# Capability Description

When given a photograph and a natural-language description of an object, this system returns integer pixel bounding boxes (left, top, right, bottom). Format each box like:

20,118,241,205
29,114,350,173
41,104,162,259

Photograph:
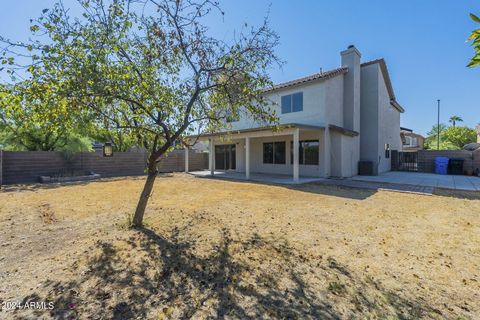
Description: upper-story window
403,136,417,147
281,92,303,114
404,137,411,146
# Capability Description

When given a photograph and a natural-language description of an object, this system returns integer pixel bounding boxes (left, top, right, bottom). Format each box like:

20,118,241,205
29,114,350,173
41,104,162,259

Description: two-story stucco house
400,127,425,152
188,46,404,182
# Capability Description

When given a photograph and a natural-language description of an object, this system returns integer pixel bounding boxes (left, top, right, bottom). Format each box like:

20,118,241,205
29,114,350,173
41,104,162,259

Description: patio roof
188,123,325,139
188,123,359,140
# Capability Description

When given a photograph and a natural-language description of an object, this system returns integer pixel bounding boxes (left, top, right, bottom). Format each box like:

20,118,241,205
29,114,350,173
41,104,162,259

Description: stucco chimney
477,124,480,143
341,45,361,132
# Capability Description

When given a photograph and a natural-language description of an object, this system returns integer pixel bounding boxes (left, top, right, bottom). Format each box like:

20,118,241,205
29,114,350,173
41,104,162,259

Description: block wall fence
0,149,208,185
392,149,480,174
416,150,480,174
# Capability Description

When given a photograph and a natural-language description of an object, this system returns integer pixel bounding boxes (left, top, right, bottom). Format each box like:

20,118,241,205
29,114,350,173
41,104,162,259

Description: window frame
411,137,417,146
290,140,320,165
263,141,286,164
281,92,303,114
263,142,274,164
404,136,412,146
273,141,286,164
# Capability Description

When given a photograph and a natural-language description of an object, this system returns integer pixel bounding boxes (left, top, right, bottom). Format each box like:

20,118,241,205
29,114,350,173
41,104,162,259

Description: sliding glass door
215,144,236,170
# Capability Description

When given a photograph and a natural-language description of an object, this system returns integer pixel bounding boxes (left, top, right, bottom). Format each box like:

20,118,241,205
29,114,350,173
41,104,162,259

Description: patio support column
209,138,215,176
184,147,189,173
293,128,300,182
323,127,331,177
245,137,250,179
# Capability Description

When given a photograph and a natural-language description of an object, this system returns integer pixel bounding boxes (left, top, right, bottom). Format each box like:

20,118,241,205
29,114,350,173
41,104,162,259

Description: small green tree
1,0,281,227
0,82,91,151
424,123,447,150
468,13,480,67
448,115,463,128
424,124,476,150
442,126,477,149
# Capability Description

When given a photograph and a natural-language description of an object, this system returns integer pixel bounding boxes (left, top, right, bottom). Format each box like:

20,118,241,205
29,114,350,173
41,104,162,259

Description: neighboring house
477,125,480,143
400,127,424,152
188,46,405,181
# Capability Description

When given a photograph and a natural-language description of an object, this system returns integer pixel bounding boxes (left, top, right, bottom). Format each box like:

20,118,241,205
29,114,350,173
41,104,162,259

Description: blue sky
1,0,479,135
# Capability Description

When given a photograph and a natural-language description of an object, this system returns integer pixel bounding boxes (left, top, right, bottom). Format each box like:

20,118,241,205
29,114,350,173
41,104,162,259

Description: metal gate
392,151,418,172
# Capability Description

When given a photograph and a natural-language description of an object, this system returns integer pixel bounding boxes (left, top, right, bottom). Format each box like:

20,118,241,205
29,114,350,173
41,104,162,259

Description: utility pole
437,99,440,150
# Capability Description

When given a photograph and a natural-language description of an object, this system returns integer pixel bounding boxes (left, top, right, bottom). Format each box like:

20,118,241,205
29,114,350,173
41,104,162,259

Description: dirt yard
0,174,479,319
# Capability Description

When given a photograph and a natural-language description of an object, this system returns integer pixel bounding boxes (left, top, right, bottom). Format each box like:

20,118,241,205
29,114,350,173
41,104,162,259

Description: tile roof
264,67,348,93
262,58,404,113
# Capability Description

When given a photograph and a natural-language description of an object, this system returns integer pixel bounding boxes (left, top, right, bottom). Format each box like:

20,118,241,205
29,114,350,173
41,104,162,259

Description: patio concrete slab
189,170,480,193
189,170,325,185
351,171,480,191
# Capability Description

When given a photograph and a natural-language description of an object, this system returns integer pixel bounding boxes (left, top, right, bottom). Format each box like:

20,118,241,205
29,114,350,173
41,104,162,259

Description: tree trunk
132,160,158,228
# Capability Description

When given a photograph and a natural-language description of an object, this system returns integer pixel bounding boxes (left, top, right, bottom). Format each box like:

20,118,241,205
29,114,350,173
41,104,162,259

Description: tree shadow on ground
0,174,184,194
198,175,376,201
13,216,446,319
286,183,376,200
0,175,149,193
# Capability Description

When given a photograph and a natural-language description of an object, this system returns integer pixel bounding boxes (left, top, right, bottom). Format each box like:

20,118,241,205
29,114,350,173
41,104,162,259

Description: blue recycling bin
435,157,449,175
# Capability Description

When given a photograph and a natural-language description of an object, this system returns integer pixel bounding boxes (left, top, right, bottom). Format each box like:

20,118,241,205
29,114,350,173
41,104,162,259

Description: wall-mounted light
103,142,114,157
385,143,391,159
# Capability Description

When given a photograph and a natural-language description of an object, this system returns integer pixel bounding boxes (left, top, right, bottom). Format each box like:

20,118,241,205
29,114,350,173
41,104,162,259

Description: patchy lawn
0,174,479,319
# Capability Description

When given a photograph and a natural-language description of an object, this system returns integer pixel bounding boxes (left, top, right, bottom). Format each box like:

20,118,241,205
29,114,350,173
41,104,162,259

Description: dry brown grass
0,174,479,319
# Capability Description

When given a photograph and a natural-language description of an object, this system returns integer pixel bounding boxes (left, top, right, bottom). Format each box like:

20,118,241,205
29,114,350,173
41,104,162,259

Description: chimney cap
340,45,361,57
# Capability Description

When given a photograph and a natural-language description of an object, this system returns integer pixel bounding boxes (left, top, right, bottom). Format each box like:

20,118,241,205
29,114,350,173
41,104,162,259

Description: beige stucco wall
359,63,401,174
328,132,359,178
377,68,401,173
360,64,379,163
325,75,345,127
230,76,345,131
341,46,361,133
330,131,343,177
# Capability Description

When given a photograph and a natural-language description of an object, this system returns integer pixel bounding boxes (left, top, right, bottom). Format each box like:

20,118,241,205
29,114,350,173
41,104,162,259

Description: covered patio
185,123,333,183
